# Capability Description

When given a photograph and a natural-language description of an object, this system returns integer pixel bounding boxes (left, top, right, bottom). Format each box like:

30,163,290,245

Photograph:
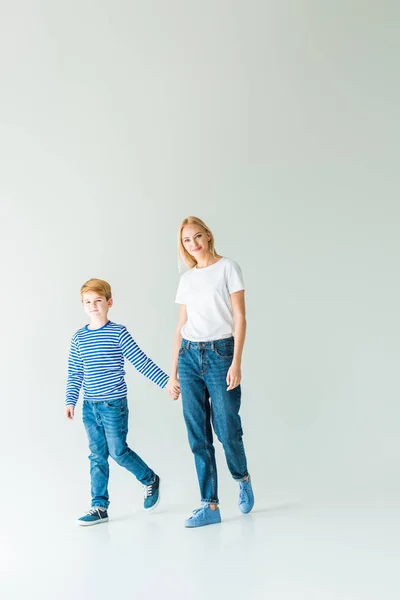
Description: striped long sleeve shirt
66,321,169,406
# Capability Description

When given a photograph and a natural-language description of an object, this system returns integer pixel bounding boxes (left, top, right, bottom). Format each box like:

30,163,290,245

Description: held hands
64,379,181,417
64,405,75,420
226,361,241,391
166,377,180,401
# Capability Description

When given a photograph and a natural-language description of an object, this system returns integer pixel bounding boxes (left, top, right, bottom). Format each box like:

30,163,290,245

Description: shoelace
190,505,209,519
144,483,153,498
86,508,101,516
239,481,249,503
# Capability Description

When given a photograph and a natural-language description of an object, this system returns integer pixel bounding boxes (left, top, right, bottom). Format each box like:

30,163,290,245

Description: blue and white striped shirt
66,321,169,406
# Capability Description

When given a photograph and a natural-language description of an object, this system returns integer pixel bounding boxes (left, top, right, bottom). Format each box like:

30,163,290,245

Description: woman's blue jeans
178,337,249,504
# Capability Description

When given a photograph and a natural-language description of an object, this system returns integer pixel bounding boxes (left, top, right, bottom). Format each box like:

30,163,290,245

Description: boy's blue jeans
82,398,155,509
178,337,249,505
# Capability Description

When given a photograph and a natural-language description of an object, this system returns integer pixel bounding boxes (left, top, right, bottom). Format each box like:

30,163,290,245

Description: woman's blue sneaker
184,504,222,528
144,475,160,511
238,476,254,514
77,508,109,526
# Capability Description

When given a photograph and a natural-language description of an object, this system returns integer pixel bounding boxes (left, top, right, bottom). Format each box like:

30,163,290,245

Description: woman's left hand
166,377,180,400
226,362,241,391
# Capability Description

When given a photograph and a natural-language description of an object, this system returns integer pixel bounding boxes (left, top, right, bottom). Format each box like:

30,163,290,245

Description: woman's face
182,224,211,258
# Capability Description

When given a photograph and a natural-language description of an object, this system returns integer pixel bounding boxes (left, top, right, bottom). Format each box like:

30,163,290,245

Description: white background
1,2,399,598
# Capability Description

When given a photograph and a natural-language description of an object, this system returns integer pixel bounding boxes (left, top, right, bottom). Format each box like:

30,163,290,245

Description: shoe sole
184,519,221,528
239,505,254,514
77,517,109,526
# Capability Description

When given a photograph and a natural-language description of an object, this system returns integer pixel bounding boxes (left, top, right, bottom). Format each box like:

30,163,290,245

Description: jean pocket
178,345,188,356
213,341,234,358
105,399,126,409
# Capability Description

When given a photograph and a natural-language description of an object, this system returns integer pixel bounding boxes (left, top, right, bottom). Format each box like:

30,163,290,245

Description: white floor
3,481,399,600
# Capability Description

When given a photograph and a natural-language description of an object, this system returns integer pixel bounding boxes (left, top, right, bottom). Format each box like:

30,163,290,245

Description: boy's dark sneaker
144,475,160,511
77,508,109,526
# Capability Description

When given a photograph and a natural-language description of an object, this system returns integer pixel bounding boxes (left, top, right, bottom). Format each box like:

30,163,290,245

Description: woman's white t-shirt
175,257,245,342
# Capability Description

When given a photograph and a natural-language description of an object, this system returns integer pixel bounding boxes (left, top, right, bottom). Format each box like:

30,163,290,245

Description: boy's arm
119,328,169,389
66,337,84,409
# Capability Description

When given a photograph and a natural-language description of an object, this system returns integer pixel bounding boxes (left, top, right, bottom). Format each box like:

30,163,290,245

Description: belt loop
211,341,215,351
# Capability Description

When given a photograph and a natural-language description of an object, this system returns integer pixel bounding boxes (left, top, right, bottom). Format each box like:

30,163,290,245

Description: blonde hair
80,278,112,301
178,216,218,269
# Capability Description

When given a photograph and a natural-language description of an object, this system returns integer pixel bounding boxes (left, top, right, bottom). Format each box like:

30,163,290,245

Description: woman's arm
227,290,246,391
166,304,188,399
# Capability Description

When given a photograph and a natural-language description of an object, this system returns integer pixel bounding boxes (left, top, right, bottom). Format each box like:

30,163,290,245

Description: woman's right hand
167,306,187,401
166,377,180,400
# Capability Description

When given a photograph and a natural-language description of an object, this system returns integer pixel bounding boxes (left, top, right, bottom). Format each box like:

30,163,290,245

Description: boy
65,278,179,526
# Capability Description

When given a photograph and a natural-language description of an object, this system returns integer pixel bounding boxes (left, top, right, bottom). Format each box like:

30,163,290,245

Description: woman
166,216,254,527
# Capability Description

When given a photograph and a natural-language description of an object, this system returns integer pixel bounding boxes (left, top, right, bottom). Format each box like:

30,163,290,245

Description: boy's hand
166,378,180,401
64,405,75,420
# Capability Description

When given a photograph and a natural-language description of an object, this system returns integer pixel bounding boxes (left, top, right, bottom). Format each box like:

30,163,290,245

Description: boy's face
82,292,113,319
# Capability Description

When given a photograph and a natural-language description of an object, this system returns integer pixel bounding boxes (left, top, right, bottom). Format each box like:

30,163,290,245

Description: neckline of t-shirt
85,320,111,332
194,257,226,271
